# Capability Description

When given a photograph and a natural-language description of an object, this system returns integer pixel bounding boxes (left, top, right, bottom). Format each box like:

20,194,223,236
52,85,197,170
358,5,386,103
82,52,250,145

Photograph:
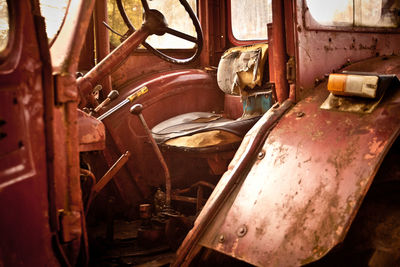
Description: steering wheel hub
143,9,168,36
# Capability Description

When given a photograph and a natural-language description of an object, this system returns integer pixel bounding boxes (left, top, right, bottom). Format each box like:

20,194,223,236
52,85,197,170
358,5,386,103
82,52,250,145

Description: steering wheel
116,0,203,65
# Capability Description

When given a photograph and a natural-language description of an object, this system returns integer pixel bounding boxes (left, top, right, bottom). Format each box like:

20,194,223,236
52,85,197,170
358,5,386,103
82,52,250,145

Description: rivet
257,151,265,160
296,111,305,118
218,234,225,243
237,225,247,237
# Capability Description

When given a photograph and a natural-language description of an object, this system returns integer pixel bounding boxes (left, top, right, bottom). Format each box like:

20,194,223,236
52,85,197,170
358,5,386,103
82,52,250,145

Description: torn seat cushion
217,43,268,96
151,112,260,148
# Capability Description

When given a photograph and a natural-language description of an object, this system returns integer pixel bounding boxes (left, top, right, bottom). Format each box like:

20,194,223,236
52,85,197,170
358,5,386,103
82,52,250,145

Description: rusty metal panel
0,1,61,265
78,110,105,152
198,70,400,266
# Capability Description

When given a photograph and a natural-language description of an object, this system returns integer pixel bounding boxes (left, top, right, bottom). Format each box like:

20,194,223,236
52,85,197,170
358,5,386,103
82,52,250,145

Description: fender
178,56,400,266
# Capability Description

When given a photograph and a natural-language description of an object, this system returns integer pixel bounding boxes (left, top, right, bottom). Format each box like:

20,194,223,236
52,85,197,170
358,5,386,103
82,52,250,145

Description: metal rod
80,168,96,211
97,99,129,121
97,86,148,121
137,113,172,207
171,195,197,204
196,186,203,212
85,151,130,213
92,151,131,194
271,0,289,103
77,27,150,98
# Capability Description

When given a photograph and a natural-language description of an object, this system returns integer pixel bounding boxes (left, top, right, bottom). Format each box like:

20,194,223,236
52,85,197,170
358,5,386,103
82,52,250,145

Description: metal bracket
286,56,296,84
59,208,82,243
54,74,78,104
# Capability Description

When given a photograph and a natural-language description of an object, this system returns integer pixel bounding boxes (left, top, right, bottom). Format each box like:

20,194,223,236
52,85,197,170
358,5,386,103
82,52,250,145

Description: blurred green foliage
108,0,143,47
107,0,197,49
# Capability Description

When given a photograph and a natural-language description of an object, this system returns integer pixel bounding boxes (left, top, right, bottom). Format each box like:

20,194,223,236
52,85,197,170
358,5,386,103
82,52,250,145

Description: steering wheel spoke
140,0,150,13
165,27,198,43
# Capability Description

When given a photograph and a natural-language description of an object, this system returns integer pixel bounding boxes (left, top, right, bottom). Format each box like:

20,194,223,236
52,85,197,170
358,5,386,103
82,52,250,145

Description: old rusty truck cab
1,0,400,266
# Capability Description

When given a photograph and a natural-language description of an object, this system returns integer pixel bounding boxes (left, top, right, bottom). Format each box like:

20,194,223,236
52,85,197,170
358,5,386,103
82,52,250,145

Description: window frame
227,0,270,46
303,0,400,33
0,0,22,71
0,0,12,62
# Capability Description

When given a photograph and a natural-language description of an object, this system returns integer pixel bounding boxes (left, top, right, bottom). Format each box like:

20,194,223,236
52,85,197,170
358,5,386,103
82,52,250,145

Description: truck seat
151,44,272,156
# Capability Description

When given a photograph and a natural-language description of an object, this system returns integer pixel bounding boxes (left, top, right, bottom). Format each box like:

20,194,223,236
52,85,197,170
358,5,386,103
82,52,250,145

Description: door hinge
58,208,82,243
54,74,78,104
286,57,296,84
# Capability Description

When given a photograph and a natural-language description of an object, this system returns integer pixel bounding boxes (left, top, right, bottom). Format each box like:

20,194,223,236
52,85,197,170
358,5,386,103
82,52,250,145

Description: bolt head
296,111,305,118
237,225,248,237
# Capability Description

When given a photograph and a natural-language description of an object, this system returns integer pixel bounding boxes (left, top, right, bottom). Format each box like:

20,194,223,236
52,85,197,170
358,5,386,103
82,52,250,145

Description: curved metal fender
184,57,400,266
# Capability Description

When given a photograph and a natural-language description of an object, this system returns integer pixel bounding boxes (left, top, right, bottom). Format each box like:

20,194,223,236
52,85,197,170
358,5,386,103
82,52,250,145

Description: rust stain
311,130,324,140
273,145,289,166
327,139,359,177
364,137,387,160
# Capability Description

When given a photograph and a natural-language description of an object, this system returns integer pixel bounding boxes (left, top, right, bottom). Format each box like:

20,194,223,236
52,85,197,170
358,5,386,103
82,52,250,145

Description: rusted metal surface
86,151,131,211
271,0,289,103
94,0,112,96
0,1,60,265
77,27,151,105
174,100,294,266
194,56,400,266
92,151,130,195
59,208,82,243
44,0,96,264
223,95,243,120
78,110,105,152
198,0,213,66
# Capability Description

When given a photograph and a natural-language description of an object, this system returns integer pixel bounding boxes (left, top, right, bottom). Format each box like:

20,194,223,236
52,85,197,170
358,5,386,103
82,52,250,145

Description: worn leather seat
152,112,260,152
151,44,271,153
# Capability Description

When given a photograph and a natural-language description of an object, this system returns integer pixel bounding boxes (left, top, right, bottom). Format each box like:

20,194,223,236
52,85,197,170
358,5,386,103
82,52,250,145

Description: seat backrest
217,43,269,96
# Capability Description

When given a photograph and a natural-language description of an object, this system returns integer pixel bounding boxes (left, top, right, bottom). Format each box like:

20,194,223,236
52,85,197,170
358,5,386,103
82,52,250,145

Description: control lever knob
108,90,119,101
130,104,143,115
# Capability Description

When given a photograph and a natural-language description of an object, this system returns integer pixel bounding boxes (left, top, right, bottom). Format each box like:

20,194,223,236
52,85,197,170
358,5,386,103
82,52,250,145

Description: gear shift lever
130,104,172,208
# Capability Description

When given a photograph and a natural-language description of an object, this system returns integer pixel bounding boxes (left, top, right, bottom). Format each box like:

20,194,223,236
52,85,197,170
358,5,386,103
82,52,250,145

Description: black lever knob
130,104,143,115
108,90,119,101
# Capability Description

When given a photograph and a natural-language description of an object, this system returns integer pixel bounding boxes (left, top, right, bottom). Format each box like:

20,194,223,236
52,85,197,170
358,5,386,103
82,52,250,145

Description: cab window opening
230,0,272,42
0,0,9,53
107,0,197,49
39,0,69,43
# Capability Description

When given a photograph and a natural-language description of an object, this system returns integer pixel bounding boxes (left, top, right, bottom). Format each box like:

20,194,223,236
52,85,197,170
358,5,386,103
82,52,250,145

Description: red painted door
0,1,59,265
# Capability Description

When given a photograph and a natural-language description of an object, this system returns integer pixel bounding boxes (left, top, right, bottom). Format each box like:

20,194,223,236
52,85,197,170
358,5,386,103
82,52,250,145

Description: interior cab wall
294,0,400,100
